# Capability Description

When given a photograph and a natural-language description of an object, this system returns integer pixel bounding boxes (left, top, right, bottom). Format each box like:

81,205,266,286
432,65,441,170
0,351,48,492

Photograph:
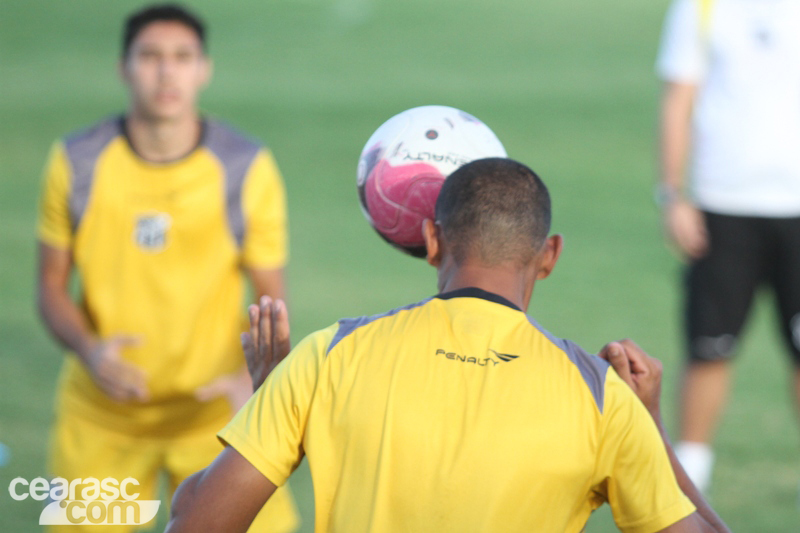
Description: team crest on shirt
134,213,171,252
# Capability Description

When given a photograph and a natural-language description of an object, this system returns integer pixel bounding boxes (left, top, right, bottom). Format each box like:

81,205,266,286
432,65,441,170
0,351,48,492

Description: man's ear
118,59,129,84
536,234,563,280
422,219,442,267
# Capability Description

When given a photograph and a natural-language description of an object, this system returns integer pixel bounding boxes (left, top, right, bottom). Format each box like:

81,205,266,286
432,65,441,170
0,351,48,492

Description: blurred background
1,0,798,530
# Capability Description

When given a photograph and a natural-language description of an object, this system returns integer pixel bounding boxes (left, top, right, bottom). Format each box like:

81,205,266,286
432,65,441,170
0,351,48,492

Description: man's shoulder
202,118,266,163
61,116,123,157
326,297,436,355
526,316,612,412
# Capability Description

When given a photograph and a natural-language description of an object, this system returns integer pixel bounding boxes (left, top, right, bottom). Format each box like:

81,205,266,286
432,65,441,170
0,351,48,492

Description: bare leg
679,360,732,443
675,359,732,493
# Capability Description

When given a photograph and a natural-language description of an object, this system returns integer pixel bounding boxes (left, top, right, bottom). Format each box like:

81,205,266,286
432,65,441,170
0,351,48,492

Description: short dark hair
435,158,551,266
123,4,206,58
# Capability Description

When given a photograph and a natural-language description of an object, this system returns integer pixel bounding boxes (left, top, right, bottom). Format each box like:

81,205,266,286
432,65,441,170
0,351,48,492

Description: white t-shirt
657,0,800,217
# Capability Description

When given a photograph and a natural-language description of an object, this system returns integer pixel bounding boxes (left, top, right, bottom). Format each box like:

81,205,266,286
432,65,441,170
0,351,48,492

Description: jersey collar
435,287,522,312
119,114,207,164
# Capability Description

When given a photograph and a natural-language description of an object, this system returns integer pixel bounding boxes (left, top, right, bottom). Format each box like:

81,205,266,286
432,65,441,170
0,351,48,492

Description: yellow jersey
220,288,695,532
38,116,288,435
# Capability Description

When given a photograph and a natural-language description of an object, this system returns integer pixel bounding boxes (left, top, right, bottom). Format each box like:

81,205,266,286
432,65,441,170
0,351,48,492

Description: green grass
1,0,798,530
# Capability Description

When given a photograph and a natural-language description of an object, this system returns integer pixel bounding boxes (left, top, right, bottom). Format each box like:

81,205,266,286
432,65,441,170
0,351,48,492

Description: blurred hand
195,367,253,411
82,335,149,402
598,339,663,417
663,199,708,260
241,296,291,391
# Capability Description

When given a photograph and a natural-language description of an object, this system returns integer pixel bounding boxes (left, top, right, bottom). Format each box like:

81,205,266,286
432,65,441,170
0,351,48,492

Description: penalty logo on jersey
134,213,171,252
435,348,520,367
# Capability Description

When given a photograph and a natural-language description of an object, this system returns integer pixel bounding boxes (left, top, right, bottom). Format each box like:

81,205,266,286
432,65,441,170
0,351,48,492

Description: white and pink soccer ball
357,105,507,258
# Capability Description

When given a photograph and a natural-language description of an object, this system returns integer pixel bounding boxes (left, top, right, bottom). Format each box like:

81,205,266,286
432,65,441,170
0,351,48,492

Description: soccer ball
357,105,507,258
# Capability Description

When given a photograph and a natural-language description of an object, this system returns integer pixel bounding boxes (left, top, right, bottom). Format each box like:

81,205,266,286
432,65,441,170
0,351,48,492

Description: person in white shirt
656,0,800,494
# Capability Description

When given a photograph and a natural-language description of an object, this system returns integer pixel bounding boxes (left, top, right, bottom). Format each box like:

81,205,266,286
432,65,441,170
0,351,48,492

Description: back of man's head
123,4,206,58
435,158,551,266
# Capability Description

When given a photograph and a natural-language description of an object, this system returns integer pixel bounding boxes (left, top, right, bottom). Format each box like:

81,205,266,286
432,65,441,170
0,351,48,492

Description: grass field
1,0,799,530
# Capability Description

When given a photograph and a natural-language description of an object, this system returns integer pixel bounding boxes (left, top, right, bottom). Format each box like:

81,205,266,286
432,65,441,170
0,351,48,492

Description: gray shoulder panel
203,120,262,248
526,316,610,412
327,297,434,355
63,117,122,230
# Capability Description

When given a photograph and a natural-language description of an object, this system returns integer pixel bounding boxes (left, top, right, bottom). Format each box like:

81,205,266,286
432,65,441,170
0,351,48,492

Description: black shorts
685,212,800,364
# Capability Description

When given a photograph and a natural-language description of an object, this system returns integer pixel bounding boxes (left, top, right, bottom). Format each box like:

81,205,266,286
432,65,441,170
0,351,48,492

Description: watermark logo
9,477,160,526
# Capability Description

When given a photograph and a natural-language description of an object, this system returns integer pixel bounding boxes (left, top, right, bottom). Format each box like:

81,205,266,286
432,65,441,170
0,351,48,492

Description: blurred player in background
166,158,729,533
36,4,298,531
656,0,800,493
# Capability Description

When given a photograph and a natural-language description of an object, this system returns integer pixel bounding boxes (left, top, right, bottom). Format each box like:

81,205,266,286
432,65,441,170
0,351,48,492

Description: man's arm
599,341,730,533
658,81,708,259
37,241,148,401
38,243,94,361
659,81,695,199
166,446,277,533
249,267,286,302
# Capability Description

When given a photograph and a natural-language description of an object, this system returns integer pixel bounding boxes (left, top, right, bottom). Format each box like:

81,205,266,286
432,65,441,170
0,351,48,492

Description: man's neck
437,260,536,311
124,111,202,163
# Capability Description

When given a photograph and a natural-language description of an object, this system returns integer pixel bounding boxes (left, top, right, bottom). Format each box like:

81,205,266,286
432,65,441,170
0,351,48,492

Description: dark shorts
685,212,800,364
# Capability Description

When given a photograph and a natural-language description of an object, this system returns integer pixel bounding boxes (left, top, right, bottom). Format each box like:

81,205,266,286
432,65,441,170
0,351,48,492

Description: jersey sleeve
656,0,706,83
37,142,73,249
241,149,288,270
592,372,696,533
218,324,337,486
